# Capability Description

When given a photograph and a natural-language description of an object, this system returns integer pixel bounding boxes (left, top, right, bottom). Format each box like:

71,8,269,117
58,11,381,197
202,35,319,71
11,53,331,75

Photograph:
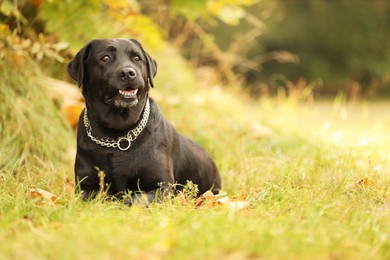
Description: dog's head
68,39,157,108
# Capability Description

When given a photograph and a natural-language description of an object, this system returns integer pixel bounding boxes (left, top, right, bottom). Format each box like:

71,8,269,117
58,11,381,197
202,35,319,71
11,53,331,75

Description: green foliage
150,0,259,84
38,0,165,54
0,0,27,24
39,0,119,53
170,0,254,25
253,0,390,96
170,0,208,20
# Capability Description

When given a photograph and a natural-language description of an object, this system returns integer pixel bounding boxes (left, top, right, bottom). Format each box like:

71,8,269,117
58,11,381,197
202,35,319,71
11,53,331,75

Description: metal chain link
83,99,150,151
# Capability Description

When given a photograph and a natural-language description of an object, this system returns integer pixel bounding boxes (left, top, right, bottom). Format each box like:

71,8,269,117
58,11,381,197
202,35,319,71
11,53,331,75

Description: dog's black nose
119,67,137,81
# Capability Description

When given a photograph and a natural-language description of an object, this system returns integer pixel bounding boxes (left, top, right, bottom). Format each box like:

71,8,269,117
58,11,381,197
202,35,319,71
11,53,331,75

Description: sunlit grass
1,52,389,259
0,57,74,174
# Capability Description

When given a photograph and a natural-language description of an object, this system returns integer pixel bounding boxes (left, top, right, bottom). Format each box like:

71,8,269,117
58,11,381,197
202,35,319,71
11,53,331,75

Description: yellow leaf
216,195,249,210
194,191,248,209
347,177,376,189
63,105,84,127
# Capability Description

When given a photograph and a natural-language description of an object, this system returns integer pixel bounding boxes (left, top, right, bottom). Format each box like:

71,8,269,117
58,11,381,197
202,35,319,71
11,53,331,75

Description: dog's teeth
119,89,138,96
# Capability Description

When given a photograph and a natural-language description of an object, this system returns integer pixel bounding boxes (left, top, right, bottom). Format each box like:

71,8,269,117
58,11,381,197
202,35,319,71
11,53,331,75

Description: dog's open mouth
110,87,139,108
119,88,138,98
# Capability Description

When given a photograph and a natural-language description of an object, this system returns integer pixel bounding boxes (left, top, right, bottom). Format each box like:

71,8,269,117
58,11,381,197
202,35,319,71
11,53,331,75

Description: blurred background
2,0,390,100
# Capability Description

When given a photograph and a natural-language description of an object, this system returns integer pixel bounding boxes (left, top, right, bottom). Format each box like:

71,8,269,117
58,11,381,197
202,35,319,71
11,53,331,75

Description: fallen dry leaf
175,191,188,206
216,196,249,210
195,190,216,208
29,188,57,203
195,191,248,209
63,105,84,127
347,177,376,189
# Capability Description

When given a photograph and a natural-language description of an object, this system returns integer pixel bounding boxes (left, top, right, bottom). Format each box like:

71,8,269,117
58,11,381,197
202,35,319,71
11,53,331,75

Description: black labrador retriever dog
68,38,221,204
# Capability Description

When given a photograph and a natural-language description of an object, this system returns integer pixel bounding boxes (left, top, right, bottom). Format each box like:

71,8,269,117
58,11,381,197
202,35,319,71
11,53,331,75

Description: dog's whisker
105,96,116,104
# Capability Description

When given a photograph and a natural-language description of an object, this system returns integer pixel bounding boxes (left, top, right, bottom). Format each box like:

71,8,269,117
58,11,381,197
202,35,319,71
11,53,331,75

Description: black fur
68,39,221,204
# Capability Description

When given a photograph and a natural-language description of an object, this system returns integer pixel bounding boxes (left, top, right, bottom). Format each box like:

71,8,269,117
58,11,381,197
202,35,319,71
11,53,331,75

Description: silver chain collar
83,99,150,151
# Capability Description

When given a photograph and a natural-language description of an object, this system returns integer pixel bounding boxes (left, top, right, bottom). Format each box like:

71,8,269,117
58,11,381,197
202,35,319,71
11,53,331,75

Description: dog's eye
101,55,111,63
133,55,141,62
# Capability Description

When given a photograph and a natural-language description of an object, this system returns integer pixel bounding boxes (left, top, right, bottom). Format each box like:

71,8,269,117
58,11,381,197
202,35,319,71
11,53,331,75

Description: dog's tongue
119,88,138,97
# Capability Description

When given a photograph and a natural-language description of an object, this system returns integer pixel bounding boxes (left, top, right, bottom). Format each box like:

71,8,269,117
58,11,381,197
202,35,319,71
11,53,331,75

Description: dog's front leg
75,152,100,201
76,176,100,200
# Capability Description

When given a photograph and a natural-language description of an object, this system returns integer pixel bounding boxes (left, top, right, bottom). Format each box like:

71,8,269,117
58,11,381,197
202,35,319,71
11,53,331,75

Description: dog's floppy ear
144,50,157,88
130,39,157,88
67,42,92,87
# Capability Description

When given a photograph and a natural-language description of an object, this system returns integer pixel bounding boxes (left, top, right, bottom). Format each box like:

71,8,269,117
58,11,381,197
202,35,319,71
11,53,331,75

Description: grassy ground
1,54,389,259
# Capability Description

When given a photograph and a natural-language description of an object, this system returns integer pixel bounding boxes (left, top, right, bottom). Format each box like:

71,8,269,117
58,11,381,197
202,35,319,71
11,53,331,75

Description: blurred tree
249,0,390,97
1,0,262,90
4,0,388,98
139,0,258,84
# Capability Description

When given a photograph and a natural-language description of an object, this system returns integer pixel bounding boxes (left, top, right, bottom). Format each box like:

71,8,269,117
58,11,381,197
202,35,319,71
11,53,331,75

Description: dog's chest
89,144,147,174
90,146,156,191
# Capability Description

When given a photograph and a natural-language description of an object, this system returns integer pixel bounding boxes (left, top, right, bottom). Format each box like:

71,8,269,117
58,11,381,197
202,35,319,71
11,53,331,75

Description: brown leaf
29,188,57,202
202,190,216,201
195,190,216,208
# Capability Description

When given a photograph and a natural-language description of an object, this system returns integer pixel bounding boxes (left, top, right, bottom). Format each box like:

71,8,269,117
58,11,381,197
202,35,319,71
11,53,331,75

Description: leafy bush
38,0,165,54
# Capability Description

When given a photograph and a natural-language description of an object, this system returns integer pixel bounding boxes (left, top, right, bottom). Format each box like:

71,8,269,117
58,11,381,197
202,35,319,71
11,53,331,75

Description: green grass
1,53,390,259
0,57,74,173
